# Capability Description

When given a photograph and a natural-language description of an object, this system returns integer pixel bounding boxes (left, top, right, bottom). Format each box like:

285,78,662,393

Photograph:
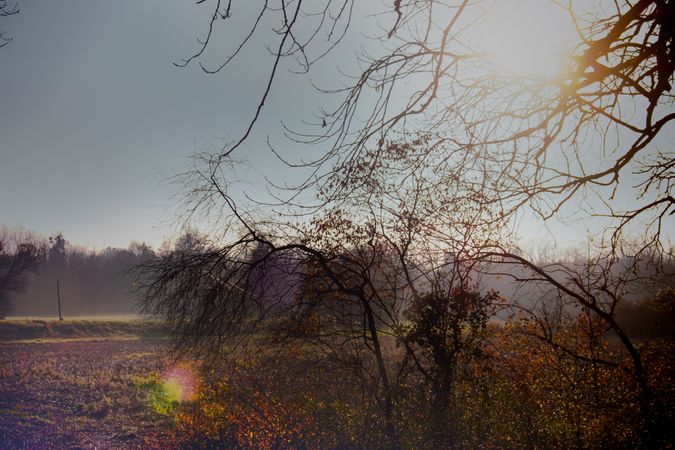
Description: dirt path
0,339,176,449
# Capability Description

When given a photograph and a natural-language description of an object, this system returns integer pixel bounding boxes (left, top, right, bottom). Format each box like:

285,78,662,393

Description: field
2,316,672,449
0,318,183,449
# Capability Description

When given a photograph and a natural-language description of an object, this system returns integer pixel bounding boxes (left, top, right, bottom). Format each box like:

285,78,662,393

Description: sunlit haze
471,0,574,78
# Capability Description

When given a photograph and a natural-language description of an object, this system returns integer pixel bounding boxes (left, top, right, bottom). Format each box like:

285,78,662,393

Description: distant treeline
6,229,674,338
10,234,155,317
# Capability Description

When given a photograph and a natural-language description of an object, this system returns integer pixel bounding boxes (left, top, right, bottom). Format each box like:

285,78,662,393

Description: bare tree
144,0,672,446
176,1,672,253
478,246,674,448
0,227,44,318
141,152,507,445
0,1,18,48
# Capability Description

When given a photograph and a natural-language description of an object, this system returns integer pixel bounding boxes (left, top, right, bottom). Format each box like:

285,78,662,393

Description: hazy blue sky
0,0,320,249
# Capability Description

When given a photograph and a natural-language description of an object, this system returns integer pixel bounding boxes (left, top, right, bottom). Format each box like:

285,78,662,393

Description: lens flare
144,365,200,415
163,366,199,402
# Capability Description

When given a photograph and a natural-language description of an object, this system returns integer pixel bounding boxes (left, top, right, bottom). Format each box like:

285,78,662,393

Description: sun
469,0,574,79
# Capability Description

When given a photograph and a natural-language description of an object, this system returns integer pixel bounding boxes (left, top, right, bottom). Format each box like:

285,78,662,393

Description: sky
0,0,305,249
1,1,670,252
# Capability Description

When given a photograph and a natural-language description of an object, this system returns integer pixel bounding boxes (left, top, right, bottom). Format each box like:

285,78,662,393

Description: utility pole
587,235,599,405
56,280,64,321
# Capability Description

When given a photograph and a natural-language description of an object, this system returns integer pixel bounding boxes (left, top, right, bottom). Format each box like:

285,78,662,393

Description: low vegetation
163,318,674,449
0,317,169,343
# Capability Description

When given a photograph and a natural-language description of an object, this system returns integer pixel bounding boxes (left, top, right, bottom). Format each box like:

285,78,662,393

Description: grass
0,317,169,344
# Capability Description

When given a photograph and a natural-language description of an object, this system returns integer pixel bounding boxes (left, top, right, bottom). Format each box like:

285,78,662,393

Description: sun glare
470,0,574,78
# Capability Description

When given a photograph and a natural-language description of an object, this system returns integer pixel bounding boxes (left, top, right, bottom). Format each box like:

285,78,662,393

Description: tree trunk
363,300,399,448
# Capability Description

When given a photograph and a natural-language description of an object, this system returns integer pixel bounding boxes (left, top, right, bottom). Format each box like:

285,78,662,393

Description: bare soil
0,339,175,449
